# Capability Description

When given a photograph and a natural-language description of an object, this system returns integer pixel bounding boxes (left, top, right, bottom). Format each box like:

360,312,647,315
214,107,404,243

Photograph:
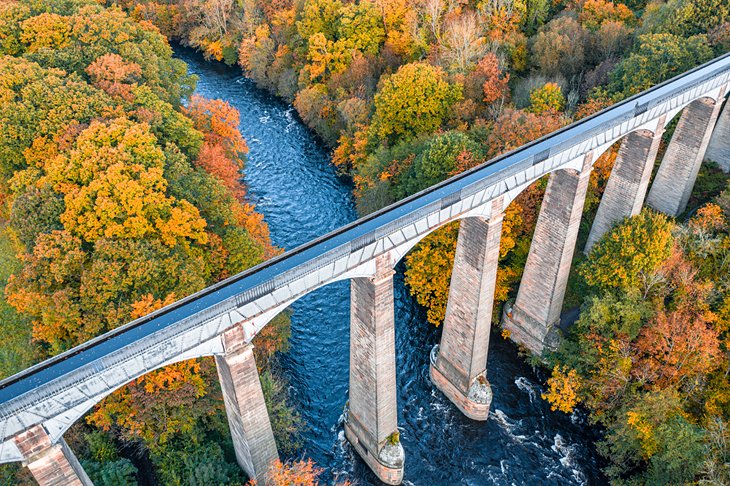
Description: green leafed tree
609,33,714,98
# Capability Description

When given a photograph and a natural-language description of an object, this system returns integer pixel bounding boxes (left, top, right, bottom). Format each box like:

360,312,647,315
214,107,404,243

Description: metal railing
1,51,729,411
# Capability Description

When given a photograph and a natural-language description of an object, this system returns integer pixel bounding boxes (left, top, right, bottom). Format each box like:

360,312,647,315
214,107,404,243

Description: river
177,47,606,485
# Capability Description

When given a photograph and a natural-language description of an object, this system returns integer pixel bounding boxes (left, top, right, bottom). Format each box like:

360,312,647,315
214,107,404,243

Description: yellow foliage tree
44,118,208,246
542,365,582,413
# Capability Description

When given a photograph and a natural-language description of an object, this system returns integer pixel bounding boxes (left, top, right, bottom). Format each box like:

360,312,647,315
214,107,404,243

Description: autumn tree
633,306,721,389
530,15,586,79
529,82,565,113
440,11,489,73
478,52,510,106
484,108,565,159
370,62,462,144
580,210,674,294
250,459,324,486
640,0,730,39
578,0,634,31
85,53,143,101
395,131,482,196
404,222,459,325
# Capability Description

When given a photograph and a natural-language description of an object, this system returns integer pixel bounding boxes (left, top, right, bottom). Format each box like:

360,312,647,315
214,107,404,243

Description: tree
338,0,385,55
85,53,142,101
478,0,527,41
252,459,324,486
440,11,489,73
484,108,564,159
404,222,459,325
641,0,730,39
153,440,244,485
609,33,714,97
578,0,634,31
183,95,248,160
15,4,193,105
542,365,582,413
370,62,462,144
87,358,222,450
396,131,482,196
633,306,721,389
478,52,510,105
0,56,114,179
530,15,586,78
529,82,565,113
580,210,674,294
45,118,208,247
296,0,343,41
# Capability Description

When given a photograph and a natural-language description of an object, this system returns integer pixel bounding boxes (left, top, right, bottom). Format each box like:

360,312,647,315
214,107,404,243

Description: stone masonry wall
585,120,664,252
216,327,278,483
436,198,504,394
13,426,91,486
647,97,722,215
509,155,592,352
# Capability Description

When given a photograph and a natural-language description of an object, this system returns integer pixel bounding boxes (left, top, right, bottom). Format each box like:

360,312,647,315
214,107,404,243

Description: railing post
647,93,724,215
216,325,278,484
429,197,504,420
345,253,404,485
585,116,665,252
13,425,92,486
503,155,592,354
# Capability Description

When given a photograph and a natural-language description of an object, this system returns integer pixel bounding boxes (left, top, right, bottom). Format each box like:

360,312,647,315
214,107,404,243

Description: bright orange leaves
86,53,142,101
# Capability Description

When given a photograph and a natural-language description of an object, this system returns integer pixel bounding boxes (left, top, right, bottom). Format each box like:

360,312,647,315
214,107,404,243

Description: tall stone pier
706,97,730,172
345,254,404,485
647,96,723,215
504,156,592,354
585,120,664,252
216,326,279,484
13,426,92,486
429,198,504,420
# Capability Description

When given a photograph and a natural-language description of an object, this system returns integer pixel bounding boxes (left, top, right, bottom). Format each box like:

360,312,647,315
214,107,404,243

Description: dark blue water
178,48,606,485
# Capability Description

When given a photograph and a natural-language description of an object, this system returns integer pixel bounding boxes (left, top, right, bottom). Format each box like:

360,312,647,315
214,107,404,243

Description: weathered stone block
346,254,403,485
13,426,92,486
506,157,592,355
216,328,278,484
647,96,723,215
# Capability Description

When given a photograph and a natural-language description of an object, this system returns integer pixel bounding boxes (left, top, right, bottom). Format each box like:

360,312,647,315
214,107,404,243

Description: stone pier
216,326,278,484
13,426,92,486
345,254,404,485
429,198,504,420
504,156,592,354
647,96,723,215
585,120,664,252
706,96,730,172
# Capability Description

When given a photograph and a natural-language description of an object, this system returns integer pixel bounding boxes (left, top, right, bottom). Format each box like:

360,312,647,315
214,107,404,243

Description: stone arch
34,337,225,449
390,210,496,266
241,267,378,336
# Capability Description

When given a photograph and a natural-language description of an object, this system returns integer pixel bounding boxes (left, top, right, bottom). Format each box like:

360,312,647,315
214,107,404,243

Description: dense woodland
0,0,729,484
0,1,303,484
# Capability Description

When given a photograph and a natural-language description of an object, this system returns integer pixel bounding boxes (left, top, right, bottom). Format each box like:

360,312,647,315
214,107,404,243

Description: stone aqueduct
2,53,730,485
